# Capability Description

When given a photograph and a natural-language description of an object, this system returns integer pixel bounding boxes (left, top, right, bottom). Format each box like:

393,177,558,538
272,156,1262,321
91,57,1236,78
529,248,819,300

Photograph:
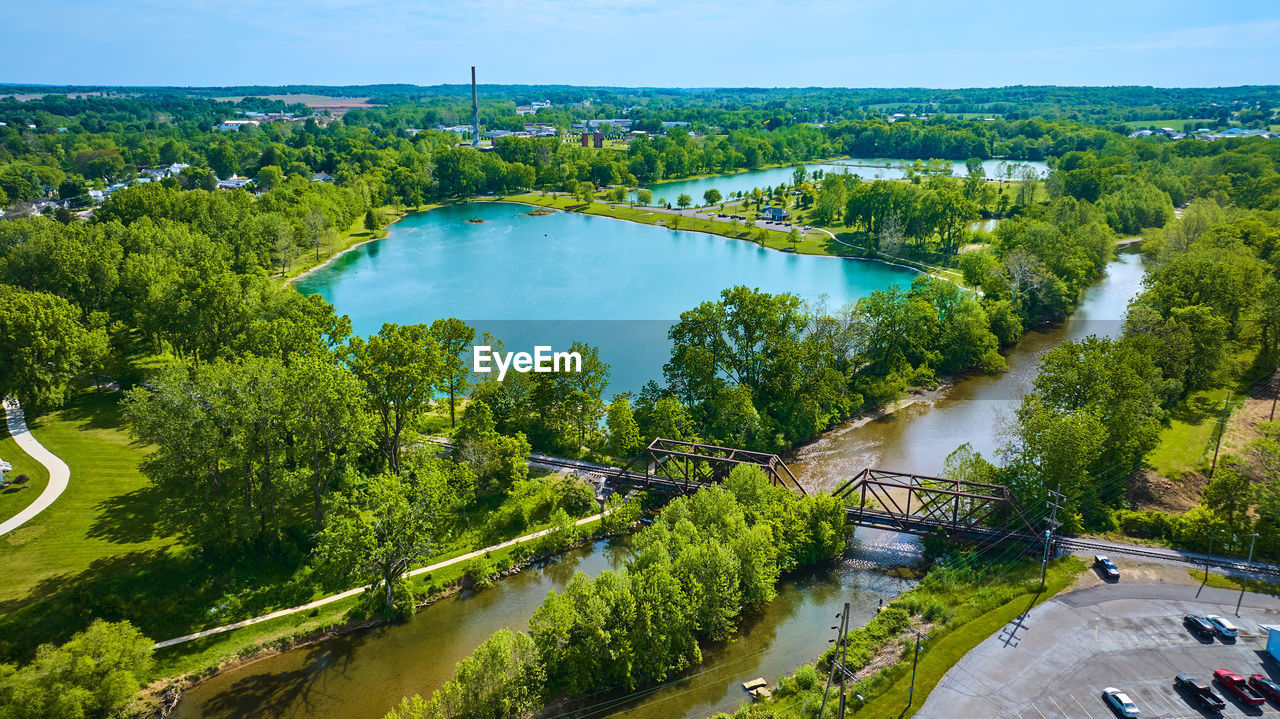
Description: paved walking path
0,398,70,537
153,511,606,649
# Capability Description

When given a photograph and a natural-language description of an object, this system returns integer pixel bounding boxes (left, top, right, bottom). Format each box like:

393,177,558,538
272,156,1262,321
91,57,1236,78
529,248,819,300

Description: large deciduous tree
347,323,443,474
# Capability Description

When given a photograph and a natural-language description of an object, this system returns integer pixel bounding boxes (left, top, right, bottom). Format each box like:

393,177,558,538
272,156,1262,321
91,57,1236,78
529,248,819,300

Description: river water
632,158,1049,207
177,208,1144,719
172,532,918,719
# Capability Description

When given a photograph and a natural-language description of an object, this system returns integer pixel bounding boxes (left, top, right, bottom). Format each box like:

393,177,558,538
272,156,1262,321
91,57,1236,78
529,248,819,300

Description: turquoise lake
294,201,920,393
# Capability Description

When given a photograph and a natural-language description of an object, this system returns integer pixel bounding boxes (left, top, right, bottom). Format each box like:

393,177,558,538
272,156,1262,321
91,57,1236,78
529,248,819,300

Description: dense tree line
948,195,1280,538
385,465,847,719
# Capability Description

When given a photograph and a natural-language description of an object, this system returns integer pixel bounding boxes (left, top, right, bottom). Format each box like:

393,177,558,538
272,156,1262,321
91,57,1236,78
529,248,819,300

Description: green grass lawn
0,423,50,524
495,193,847,256
1146,386,1233,477
0,388,603,683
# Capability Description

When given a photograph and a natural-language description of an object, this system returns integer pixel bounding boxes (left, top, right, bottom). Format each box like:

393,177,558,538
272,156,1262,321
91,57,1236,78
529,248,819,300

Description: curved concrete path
0,398,70,537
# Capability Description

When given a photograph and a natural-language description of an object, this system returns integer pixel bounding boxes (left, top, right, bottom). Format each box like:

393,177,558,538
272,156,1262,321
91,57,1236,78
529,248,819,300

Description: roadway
917,581,1280,719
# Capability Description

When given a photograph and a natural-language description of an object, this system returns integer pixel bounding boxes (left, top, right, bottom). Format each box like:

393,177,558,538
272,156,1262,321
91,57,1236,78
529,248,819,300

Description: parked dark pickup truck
1175,675,1227,711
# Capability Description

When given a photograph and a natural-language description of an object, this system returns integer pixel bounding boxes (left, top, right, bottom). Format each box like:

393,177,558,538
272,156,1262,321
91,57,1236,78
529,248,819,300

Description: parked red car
1215,670,1266,706
1249,674,1280,703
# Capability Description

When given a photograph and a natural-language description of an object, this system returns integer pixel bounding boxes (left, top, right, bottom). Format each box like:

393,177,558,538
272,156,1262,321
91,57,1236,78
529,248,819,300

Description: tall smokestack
471,66,480,148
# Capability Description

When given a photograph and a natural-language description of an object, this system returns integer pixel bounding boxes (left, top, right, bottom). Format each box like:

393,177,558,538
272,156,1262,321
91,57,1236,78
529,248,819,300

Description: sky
6,0,1280,88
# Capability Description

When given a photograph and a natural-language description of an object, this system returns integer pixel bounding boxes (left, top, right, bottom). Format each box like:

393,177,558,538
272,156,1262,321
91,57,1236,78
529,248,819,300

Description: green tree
365,208,381,232
313,472,441,615
256,164,285,190
453,399,531,494
636,188,653,206
287,354,373,528
703,188,721,206
0,163,43,202
386,629,545,719
347,323,443,474
0,620,153,719
429,318,475,427
606,396,643,458
676,193,692,209
0,286,101,412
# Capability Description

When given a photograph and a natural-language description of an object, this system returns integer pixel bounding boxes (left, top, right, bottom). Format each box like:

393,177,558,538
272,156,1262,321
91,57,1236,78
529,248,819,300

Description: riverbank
741,556,1085,718
144,516,618,718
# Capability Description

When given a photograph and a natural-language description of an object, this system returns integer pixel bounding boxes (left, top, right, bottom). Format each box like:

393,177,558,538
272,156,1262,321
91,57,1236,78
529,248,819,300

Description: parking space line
1029,701,1049,719
1070,694,1095,718
1048,696,1071,717
1131,692,1159,717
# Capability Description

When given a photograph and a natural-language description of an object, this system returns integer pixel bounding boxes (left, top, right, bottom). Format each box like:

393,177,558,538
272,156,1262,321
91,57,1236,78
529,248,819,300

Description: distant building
436,125,474,135
760,206,791,221
215,120,259,132
588,118,633,130
310,172,334,183
217,176,252,190
661,121,691,128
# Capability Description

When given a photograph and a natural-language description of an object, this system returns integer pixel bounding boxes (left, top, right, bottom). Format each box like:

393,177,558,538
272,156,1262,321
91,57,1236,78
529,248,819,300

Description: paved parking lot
918,582,1280,718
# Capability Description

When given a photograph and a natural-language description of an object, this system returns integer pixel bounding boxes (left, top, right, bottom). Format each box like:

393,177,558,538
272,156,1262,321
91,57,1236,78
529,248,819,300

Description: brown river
172,251,1145,719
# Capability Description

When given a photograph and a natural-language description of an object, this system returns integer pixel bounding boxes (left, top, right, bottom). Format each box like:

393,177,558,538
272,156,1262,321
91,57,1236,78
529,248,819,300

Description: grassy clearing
1146,345,1266,477
0,390,172,608
0,422,50,524
744,556,1084,718
495,193,849,257
1190,570,1280,597
1146,386,1234,476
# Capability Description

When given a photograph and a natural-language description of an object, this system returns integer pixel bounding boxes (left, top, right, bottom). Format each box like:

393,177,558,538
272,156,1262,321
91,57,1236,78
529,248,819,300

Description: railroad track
1057,537,1280,578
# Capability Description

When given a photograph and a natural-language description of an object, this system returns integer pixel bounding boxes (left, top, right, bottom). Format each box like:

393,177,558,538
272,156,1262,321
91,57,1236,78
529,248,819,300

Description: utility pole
1237,532,1260,617
1042,488,1064,589
819,603,851,719
1205,530,1216,583
906,626,931,709
1271,372,1278,423
1209,393,1232,480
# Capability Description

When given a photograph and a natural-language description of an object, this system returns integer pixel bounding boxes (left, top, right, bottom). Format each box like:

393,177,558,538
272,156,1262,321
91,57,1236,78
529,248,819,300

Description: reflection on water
790,250,1147,488
172,541,632,719
566,528,919,719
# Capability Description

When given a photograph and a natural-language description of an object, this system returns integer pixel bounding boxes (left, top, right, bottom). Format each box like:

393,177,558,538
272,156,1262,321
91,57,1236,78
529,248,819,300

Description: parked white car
1103,687,1139,717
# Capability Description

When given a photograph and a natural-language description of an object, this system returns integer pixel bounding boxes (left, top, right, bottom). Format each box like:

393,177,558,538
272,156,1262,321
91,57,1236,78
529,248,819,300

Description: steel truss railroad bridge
556,438,1043,546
